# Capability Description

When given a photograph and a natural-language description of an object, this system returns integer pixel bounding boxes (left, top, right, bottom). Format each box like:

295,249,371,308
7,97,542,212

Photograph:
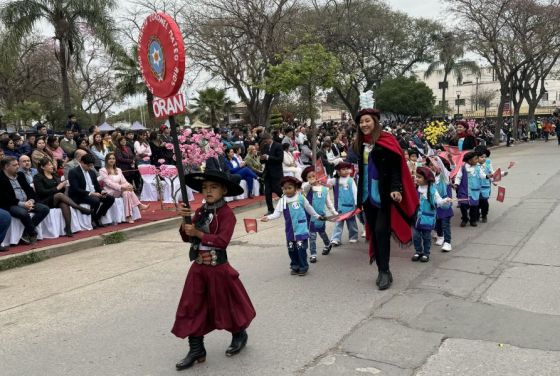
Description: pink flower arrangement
165,128,224,167
159,164,178,178
138,165,158,175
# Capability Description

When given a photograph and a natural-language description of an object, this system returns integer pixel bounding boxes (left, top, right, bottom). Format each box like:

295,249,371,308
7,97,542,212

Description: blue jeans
287,240,309,272
9,203,50,236
413,228,432,255
309,231,330,256
331,217,359,243
0,209,11,244
435,217,451,243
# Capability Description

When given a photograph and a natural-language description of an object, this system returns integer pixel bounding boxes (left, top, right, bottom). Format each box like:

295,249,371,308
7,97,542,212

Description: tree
474,89,497,119
3,101,44,127
376,77,435,120
312,0,442,116
0,0,118,116
264,43,340,163
189,88,234,128
424,31,480,116
185,0,299,126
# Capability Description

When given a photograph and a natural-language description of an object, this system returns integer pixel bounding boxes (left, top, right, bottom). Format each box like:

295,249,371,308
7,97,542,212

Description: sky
389,0,447,20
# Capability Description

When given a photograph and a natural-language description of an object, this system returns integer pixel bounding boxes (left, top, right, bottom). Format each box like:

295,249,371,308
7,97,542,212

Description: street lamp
456,90,462,117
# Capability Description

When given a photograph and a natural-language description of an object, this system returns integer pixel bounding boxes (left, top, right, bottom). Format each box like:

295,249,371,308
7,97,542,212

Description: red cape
366,131,419,262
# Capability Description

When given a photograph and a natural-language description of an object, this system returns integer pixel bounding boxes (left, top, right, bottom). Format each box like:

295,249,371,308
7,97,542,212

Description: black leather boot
225,330,248,357
175,336,206,370
377,271,393,290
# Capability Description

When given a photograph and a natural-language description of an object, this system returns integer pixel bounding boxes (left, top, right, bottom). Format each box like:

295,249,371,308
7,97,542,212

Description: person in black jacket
34,158,92,237
68,153,115,229
0,156,50,244
259,133,284,214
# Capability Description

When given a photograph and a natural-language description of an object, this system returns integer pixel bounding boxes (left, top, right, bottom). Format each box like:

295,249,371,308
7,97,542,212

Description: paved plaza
1,141,560,375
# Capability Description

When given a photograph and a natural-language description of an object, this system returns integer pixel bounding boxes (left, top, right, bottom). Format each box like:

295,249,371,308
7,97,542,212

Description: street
1,141,560,376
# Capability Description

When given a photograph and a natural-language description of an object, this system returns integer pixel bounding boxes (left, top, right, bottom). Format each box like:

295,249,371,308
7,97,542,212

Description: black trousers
264,177,282,212
479,198,489,219
76,194,115,220
460,204,478,223
364,202,391,272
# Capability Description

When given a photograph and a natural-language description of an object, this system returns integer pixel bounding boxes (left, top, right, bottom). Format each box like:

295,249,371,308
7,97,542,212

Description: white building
414,66,560,117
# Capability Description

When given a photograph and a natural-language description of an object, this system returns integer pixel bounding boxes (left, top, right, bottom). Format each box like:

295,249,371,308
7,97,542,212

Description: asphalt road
1,140,560,376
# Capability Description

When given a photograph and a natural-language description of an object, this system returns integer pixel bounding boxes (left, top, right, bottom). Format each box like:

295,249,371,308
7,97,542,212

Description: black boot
64,226,73,237
176,336,206,370
377,270,393,290
225,330,248,357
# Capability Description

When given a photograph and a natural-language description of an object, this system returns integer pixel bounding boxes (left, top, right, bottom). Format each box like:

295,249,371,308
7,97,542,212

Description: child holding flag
328,162,359,249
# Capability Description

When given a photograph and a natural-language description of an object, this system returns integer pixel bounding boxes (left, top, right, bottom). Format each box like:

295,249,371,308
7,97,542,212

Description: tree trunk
58,39,72,117
494,96,506,145
441,71,448,117
256,93,275,128
527,100,538,124
308,86,317,166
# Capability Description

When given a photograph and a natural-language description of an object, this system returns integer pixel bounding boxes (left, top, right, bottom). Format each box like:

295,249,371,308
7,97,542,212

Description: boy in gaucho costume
173,170,256,370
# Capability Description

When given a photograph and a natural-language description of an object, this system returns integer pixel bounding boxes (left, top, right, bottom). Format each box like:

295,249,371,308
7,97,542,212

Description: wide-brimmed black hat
280,176,302,188
462,151,479,163
355,108,381,123
301,166,315,182
185,170,244,197
474,145,490,157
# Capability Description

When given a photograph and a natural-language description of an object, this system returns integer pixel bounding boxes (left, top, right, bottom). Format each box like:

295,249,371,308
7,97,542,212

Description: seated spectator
0,147,4,159
18,155,38,186
90,132,108,169
60,129,77,156
134,131,152,165
2,137,21,159
31,136,54,168
46,136,66,167
299,140,313,166
0,156,50,245
76,136,90,151
19,134,34,157
34,158,92,237
224,147,257,198
68,153,115,229
0,208,11,251
281,142,302,180
149,132,167,166
63,149,88,180
66,114,82,135
115,136,136,182
103,132,115,152
244,145,264,176
100,153,149,224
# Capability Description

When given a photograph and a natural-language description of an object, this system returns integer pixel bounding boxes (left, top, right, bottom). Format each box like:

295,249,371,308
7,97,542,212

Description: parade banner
152,92,187,118
327,208,362,222
138,13,186,99
315,159,328,184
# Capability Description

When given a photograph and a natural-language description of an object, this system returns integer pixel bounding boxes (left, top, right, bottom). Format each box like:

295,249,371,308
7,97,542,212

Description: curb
0,199,267,272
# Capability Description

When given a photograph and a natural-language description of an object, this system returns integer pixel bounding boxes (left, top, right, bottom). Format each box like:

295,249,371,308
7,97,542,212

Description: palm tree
189,88,234,128
425,32,480,116
114,45,155,127
0,0,117,116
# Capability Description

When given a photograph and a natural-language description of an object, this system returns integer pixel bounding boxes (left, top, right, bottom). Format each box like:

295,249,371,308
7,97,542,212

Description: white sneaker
349,239,358,244
435,237,444,246
361,231,366,238
330,240,340,246
441,242,452,252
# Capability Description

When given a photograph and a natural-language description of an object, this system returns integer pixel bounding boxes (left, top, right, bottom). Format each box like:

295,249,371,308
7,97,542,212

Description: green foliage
3,101,44,126
265,43,340,96
269,110,283,129
189,88,234,128
376,76,435,119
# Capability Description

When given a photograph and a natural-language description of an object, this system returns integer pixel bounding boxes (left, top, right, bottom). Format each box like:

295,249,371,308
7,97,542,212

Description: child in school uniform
173,170,256,371
261,176,324,276
427,156,454,252
412,167,453,262
301,166,338,263
474,146,506,223
454,151,490,227
328,162,359,248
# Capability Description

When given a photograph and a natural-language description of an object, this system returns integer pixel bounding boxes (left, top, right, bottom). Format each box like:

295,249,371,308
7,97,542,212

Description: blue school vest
435,177,454,219
334,177,355,214
415,186,437,231
479,159,492,199
457,165,481,206
306,187,327,232
362,146,381,207
458,138,465,151
282,194,310,241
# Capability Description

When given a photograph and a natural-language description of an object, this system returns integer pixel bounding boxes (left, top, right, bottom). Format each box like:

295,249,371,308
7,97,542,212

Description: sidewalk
0,193,267,271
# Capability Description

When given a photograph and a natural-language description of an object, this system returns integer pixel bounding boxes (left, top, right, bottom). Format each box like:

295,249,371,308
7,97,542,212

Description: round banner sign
138,12,185,99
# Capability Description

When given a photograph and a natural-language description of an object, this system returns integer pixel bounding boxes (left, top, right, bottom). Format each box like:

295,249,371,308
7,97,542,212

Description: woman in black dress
33,157,92,237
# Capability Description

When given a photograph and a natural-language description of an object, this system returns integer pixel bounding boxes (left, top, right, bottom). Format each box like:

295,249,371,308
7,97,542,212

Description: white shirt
418,185,448,207
81,166,95,193
454,163,487,185
266,193,320,221
327,176,358,206
301,183,338,216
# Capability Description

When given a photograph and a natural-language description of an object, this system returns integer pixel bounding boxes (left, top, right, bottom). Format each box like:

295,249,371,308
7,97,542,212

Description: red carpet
0,193,265,258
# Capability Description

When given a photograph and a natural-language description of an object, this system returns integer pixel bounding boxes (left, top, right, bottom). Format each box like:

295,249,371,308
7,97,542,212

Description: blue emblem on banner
148,37,165,81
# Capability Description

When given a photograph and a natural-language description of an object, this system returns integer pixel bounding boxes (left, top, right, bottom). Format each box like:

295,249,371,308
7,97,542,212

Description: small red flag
244,218,257,233
496,186,506,202
493,168,502,182
508,161,516,169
